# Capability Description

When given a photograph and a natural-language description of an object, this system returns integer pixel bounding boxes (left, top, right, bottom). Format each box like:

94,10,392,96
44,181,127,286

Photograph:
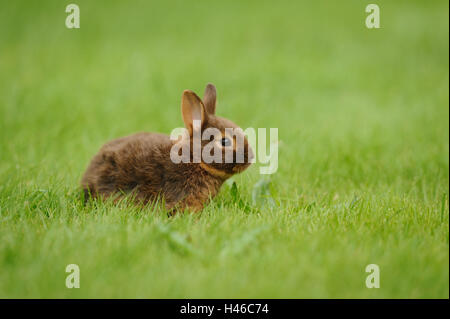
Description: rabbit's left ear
203,83,216,115
181,90,207,135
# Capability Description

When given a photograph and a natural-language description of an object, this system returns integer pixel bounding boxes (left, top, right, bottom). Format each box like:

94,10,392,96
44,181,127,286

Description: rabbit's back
81,132,172,202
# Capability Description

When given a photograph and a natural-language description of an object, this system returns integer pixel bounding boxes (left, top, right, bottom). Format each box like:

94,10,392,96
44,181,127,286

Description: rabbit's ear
181,90,207,135
203,83,216,115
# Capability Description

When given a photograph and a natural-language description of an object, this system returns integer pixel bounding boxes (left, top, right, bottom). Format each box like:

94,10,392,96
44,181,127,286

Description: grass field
0,0,448,298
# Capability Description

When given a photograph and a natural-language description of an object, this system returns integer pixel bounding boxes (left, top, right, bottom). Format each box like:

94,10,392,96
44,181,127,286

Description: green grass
0,0,448,298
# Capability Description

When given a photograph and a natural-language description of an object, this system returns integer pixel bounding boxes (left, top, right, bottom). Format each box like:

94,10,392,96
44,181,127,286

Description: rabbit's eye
221,137,231,147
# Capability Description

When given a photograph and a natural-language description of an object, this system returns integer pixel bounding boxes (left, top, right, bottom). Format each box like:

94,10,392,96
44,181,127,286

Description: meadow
0,0,448,298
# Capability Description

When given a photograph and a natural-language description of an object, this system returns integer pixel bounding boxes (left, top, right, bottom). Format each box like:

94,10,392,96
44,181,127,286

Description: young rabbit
81,83,253,212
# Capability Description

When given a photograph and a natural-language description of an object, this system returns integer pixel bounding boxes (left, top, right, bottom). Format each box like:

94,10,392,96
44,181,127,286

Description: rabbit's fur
81,84,253,212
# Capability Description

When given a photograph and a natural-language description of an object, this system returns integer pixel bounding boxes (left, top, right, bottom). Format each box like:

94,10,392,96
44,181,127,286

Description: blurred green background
0,0,448,298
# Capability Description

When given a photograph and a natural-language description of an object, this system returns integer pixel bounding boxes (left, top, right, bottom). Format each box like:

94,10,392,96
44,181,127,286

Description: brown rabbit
81,83,253,212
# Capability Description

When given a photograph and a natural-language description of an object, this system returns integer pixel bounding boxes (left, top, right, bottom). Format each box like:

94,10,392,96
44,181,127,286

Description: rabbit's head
179,83,254,178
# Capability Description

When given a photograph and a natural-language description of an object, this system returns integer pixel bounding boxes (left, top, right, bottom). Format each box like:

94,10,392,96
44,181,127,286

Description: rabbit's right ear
203,83,217,115
181,90,207,135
